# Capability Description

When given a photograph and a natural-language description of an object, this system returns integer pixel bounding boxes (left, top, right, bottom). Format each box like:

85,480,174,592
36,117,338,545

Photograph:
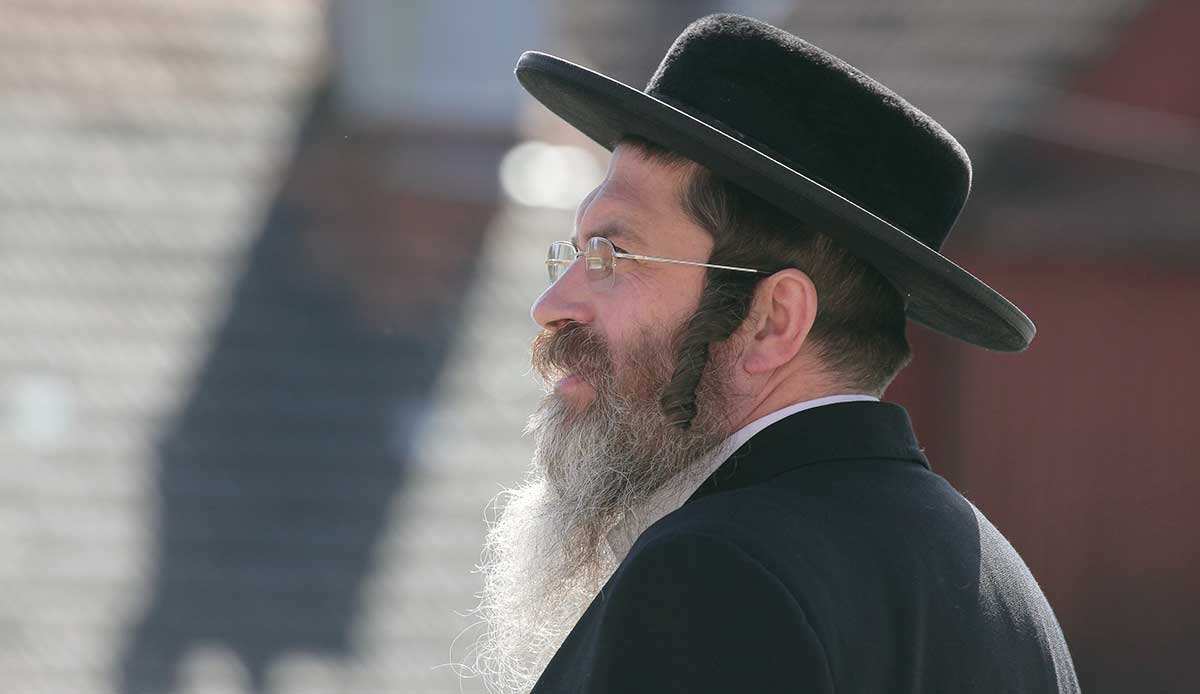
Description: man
469,14,1079,694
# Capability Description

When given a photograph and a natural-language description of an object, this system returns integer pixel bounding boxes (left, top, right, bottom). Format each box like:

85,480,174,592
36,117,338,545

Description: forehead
573,145,703,249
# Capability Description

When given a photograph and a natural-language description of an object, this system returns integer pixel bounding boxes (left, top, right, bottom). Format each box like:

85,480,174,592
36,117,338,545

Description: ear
739,269,818,375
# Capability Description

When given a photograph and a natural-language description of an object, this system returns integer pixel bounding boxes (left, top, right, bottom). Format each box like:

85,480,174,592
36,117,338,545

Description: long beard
465,322,733,694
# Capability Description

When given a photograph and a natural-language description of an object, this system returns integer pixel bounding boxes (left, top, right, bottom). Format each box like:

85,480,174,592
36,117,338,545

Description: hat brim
516,51,1034,352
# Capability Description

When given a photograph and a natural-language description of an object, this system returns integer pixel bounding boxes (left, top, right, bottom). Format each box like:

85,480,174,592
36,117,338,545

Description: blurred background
0,0,1196,692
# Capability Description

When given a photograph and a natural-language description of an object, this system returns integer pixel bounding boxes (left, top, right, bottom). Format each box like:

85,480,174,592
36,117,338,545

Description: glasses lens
586,236,614,288
547,241,577,284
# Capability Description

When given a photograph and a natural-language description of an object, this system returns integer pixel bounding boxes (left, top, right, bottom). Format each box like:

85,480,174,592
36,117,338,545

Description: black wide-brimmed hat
514,13,1034,351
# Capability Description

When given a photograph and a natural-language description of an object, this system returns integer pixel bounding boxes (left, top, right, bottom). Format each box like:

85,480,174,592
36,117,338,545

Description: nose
531,255,595,330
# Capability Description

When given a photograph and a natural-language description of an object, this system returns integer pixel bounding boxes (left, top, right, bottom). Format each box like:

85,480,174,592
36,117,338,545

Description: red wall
889,254,1200,693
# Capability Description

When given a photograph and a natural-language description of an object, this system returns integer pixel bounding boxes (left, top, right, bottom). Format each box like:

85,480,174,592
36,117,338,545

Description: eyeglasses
546,236,768,289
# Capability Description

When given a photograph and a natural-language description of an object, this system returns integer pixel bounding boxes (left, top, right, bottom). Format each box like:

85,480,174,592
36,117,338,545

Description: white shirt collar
605,393,880,560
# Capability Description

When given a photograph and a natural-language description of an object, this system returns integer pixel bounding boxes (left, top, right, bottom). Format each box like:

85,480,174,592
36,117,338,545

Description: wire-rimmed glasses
546,236,768,290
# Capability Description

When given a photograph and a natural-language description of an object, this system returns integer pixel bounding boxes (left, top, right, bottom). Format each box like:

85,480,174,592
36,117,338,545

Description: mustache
530,322,612,386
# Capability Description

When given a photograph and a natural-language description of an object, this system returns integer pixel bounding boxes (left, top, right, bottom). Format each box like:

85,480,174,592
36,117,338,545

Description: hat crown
644,14,971,248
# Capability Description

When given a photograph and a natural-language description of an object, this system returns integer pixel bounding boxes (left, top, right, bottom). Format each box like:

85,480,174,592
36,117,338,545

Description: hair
618,136,913,428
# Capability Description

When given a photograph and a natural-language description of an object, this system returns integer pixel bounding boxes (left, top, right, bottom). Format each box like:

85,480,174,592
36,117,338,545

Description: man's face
469,146,741,693
525,144,741,555
530,144,716,409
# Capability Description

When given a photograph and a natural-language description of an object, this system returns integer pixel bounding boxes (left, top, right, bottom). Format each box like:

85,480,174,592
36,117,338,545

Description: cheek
610,314,690,380
606,269,702,332
591,268,702,364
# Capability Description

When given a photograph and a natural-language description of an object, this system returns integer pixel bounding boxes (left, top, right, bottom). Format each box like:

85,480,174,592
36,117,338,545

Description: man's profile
468,14,1078,694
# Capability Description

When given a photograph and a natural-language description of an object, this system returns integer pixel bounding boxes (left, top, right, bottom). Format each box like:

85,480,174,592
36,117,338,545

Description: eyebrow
573,221,646,249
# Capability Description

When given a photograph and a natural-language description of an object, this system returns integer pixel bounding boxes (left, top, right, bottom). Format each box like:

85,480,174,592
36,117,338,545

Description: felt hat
514,13,1034,351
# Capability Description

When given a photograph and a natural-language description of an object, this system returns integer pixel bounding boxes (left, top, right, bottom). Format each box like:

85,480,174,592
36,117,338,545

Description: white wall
330,0,545,131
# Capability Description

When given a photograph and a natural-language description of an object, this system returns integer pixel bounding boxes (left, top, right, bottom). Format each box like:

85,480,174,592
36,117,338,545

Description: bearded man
471,14,1079,694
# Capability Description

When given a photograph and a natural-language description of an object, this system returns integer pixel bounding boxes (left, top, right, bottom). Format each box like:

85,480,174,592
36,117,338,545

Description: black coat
531,401,1079,693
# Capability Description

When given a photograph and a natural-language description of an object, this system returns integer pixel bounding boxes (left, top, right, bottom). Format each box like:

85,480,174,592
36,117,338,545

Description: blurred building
0,1,1195,694
0,1,330,692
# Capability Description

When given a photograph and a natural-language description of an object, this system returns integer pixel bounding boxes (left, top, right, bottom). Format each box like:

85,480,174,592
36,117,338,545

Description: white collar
605,393,880,560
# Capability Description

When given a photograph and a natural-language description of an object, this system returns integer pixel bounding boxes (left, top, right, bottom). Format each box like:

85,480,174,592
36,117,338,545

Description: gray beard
464,332,732,694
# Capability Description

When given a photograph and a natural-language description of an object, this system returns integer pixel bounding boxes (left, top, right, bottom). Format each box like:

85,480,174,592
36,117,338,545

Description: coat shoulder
622,461,1081,694
554,518,836,693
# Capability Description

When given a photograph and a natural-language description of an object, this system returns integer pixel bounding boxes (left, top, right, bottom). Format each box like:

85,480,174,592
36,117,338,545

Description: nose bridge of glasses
547,240,583,284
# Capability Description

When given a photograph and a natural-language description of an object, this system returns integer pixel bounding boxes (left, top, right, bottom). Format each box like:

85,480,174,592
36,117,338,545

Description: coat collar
687,400,930,504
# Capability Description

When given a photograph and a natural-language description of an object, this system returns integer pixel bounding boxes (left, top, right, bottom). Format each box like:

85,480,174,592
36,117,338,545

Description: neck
727,365,866,433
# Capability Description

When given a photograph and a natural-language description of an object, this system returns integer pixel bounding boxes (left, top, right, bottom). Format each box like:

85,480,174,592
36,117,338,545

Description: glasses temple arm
615,252,767,274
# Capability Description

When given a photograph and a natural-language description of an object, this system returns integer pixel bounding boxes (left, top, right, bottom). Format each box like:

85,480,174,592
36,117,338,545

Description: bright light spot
3,372,74,451
177,644,252,694
499,141,603,209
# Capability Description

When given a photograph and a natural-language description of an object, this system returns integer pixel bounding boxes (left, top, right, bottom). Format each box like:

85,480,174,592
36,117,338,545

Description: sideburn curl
660,267,759,430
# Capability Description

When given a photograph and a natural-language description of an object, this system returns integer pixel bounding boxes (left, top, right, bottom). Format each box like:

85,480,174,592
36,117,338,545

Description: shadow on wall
116,91,496,694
